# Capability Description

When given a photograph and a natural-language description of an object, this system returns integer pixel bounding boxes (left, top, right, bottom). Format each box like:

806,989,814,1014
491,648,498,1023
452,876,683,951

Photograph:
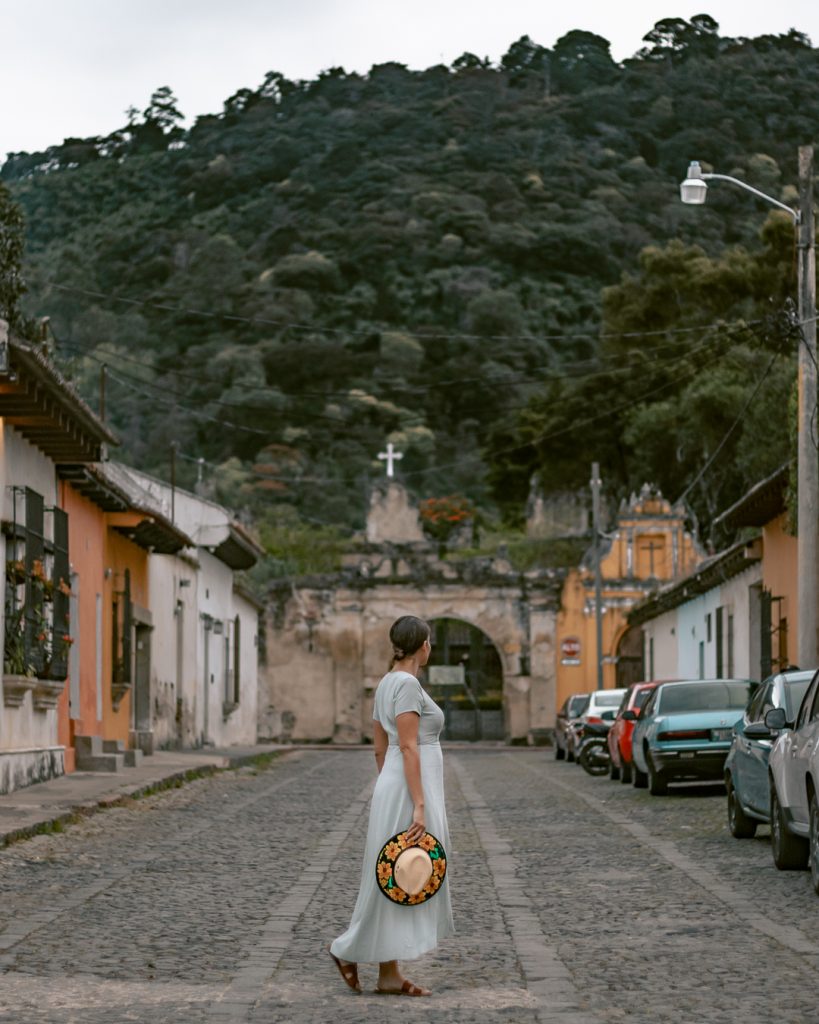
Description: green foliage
254,506,349,579
0,182,27,330
3,16,817,541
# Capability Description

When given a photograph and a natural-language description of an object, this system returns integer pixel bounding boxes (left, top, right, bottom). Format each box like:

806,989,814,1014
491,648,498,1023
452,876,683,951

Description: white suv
766,668,819,890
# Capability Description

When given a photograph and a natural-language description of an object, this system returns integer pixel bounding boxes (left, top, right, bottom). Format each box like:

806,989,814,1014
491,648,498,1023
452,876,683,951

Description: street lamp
680,148,818,668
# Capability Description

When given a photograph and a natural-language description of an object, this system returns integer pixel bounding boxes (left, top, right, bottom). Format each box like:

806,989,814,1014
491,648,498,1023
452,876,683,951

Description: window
715,607,723,676
706,614,712,643
233,614,241,705
3,487,70,682
796,678,816,729
727,613,734,678
746,682,771,722
810,679,819,723
698,641,705,679
660,681,755,713
649,636,655,680
111,569,133,707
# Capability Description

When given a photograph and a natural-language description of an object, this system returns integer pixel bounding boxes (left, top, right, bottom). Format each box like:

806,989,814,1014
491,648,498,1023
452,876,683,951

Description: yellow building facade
555,484,706,708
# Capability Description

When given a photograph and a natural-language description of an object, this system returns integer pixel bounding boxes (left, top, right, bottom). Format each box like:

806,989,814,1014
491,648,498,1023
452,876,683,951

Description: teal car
723,669,814,838
630,679,757,796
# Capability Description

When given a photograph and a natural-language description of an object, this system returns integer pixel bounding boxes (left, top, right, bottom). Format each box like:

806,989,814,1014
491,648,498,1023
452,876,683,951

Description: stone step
74,735,103,758
76,753,125,773
102,739,126,754
123,749,143,768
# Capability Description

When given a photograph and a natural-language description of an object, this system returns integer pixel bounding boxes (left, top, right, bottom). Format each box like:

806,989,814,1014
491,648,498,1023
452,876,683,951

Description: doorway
425,618,504,740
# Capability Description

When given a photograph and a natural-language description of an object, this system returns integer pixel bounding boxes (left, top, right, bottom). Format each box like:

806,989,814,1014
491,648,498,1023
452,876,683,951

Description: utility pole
99,364,107,422
797,144,818,668
170,442,178,524
591,462,605,690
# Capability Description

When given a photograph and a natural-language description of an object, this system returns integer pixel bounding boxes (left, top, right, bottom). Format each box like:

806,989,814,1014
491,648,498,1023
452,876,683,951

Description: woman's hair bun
388,616,430,666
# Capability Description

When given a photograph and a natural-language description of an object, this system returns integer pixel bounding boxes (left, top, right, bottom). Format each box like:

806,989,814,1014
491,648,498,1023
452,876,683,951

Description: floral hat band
376,830,447,906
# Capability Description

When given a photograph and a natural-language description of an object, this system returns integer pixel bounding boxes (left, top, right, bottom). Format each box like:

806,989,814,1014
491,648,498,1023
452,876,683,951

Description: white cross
378,442,404,478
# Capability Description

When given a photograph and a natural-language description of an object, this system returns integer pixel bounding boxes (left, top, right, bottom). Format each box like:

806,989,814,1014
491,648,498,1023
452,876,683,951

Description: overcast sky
2,0,817,158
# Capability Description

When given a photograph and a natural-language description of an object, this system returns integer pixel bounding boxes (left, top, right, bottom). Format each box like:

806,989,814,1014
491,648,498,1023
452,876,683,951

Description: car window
593,692,624,708
796,678,818,728
570,696,590,718
658,681,755,713
616,690,630,715
784,677,813,721
745,683,766,721
747,682,773,722
641,689,659,717
633,688,653,711
810,682,819,723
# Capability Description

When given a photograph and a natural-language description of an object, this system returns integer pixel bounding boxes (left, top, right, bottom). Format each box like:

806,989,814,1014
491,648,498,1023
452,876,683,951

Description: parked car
724,669,813,839
554,693,590,761
766,669,819,883
567,689,626,764
608,681,660,784
631,679,756,796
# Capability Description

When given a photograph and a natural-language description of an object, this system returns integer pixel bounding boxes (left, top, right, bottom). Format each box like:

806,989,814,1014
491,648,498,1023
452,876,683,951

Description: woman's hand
407,803,425,843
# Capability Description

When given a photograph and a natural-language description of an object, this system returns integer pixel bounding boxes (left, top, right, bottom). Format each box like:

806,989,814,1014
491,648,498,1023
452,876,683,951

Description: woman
328,614,454,996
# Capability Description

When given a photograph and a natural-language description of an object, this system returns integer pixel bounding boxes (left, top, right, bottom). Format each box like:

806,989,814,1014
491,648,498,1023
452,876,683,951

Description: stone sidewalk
0,744,285,845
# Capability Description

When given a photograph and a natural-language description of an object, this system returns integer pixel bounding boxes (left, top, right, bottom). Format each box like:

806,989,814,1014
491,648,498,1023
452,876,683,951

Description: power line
52,317,738,401
58,329,730,427
675,344,787,506
49,280,775,346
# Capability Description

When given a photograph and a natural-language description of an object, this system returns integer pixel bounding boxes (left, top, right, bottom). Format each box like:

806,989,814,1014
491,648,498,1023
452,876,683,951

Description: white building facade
119,466,262,748
631,541,764,683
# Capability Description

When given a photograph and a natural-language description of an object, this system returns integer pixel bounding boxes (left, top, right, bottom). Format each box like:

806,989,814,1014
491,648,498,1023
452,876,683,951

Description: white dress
330,670,455,963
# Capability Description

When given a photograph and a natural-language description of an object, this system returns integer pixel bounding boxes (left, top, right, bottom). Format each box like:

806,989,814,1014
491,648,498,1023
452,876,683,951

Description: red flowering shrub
419,495,475,545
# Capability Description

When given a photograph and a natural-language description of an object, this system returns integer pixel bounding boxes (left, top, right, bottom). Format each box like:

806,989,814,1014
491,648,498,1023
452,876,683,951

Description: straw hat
376,829,447,906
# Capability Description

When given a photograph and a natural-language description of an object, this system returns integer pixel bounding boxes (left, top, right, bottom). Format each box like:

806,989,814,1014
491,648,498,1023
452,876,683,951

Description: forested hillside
3,15,818,551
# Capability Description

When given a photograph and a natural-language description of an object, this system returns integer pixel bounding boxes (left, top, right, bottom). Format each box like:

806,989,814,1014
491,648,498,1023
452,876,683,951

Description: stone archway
260,575,559,746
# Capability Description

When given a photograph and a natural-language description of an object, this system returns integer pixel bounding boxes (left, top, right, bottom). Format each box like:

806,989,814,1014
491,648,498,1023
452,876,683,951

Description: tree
0,182,26,331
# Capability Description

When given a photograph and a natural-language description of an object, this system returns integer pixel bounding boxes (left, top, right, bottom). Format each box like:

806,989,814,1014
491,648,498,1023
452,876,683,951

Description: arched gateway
259,485,562,745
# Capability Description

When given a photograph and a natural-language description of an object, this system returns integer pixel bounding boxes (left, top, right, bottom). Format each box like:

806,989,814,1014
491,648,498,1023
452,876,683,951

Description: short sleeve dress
330,670,455,963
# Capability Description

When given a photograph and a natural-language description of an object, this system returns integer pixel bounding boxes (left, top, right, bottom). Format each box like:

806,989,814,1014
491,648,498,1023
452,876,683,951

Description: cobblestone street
1,747,818,1023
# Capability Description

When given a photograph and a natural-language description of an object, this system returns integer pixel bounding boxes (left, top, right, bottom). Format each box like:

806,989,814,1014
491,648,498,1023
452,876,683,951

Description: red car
607,682,661,783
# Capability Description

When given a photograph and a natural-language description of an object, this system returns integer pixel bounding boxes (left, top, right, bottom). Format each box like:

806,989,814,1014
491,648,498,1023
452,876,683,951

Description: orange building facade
55,465,190,771
555,485,706,709
714,466,796,675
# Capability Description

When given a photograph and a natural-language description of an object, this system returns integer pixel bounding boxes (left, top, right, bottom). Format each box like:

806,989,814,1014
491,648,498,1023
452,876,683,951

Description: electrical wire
52,317,737,400
49,280,776,345
57,329,731,426
674,344,787,506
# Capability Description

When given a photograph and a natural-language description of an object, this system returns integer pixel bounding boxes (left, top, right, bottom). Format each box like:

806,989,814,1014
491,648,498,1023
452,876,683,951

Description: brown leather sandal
374,979,430,996
327,946,361,993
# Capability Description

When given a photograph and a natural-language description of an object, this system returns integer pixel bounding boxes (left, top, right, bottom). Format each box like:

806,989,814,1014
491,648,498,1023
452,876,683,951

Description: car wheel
647,753,668,796
609,760,621,782
620,761,632,785
770,783,809,870
632,760,648,789
810,789,819,895
555,742,565,761
726,775,757,839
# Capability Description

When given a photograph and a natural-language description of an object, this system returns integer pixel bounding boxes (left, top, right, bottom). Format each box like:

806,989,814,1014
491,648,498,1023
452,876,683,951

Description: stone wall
258,547,561,745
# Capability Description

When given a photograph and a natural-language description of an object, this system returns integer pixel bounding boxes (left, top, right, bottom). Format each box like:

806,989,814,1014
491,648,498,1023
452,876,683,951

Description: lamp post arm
702,173,800,223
